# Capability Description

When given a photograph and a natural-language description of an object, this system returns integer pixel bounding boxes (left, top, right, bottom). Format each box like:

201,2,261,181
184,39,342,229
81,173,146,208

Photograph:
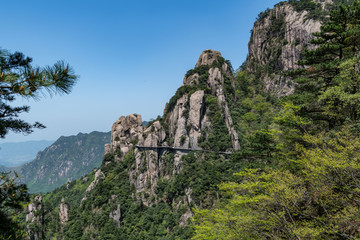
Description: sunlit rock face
246,1,328,96
59,198,69,225
25,195,44,240
104,49,240,207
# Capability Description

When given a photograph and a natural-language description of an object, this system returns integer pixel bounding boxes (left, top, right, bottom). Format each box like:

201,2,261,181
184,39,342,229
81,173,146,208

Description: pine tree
0,48,78,138
0,48,78,239
192,128,360,239
288,1,360,130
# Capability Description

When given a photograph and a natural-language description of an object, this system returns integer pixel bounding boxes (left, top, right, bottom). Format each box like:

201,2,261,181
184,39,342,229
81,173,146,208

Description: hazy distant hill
17,131,110,193
0,164,8,172
0,140,54,167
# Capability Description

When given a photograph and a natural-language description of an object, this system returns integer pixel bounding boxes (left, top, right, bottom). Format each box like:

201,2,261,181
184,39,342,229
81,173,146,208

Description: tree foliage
0,172,29,239
0,48,78,138
287,1,360,130
193,1,360,239
0,47,77,239
193,129,360,239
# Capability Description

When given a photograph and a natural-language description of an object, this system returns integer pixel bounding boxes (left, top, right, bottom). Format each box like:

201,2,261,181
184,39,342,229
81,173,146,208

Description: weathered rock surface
59,198,69,224
105,49,240,206
26,195,44,240
188,90,205,149
195,49,222,67
105,114,143,160
109,195,121,228
86,169,105,193
246,1,325,95
183,73,199,85
208,67,240,150
26,195,43,223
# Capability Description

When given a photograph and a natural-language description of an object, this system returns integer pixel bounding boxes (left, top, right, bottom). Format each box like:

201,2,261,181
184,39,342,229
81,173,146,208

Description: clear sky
1,0,280,143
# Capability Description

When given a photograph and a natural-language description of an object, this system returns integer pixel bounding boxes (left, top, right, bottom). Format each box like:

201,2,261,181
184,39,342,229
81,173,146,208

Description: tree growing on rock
288,0,360,131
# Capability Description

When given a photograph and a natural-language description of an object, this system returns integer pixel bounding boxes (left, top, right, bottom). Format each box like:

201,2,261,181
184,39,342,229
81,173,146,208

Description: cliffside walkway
135,145,232,155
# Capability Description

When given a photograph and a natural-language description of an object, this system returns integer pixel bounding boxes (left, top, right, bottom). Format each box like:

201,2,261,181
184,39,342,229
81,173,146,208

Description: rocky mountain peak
105,114,143,161
183,50,232,87
195,49,222,67
246,1,324,95
103,49,240,207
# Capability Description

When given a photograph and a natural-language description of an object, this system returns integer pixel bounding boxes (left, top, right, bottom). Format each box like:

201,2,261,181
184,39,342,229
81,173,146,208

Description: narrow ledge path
135,145,232,155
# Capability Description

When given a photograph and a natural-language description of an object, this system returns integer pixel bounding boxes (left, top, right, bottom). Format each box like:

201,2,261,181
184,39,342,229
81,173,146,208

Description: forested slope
18,131,110,193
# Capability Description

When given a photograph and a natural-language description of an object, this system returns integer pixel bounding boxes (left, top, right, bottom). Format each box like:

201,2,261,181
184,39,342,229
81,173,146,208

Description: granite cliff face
25,195,44,240
104,50,239,212
246,0,332,95
59,198,69,225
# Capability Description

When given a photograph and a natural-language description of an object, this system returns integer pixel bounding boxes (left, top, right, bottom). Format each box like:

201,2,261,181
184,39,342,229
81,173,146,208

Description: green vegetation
287,0,330,21
193,129,360,239
0,172,28,239
256,8,271,22
10,1,360,239
19,131,110,193
0,47,77,239
192,1,360,239
0,49,77,139
30,152,195,239
287,0,360,132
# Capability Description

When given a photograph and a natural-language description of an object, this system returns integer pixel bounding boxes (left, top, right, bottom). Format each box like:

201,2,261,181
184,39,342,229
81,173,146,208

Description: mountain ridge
17,131,110,193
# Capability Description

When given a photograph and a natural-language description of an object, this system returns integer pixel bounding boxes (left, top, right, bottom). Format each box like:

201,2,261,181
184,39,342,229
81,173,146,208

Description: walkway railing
135,145,232,155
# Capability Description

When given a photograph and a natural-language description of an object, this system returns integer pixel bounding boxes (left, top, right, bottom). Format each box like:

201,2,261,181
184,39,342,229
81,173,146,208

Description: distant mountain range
12,131,110,193
0,140,54,167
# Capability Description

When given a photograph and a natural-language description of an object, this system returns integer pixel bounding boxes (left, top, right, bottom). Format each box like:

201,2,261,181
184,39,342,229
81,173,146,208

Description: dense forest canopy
193,1,360,239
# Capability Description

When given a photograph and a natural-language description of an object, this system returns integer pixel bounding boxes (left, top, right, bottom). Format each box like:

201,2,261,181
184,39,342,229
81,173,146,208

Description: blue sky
2,0,280,142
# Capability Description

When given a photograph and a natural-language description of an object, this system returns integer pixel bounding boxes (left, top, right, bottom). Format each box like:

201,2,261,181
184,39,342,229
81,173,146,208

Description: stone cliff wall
104,50,240,215
246,1,328,95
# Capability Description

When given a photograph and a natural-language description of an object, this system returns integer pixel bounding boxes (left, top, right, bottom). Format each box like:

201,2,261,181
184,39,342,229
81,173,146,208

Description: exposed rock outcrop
195,50,222,67
86,169,105,193
105,50,240,207
81,169,105,202
105,114,143,161
109,195,121,228
26,195,44,240
59,198,69,224
207,67,240,150
26,195,43,223
246,2,326,95
188,90,205,149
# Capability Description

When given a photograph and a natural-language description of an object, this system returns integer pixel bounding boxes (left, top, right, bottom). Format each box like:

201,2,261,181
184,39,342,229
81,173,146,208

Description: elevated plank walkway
135,145,232,155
